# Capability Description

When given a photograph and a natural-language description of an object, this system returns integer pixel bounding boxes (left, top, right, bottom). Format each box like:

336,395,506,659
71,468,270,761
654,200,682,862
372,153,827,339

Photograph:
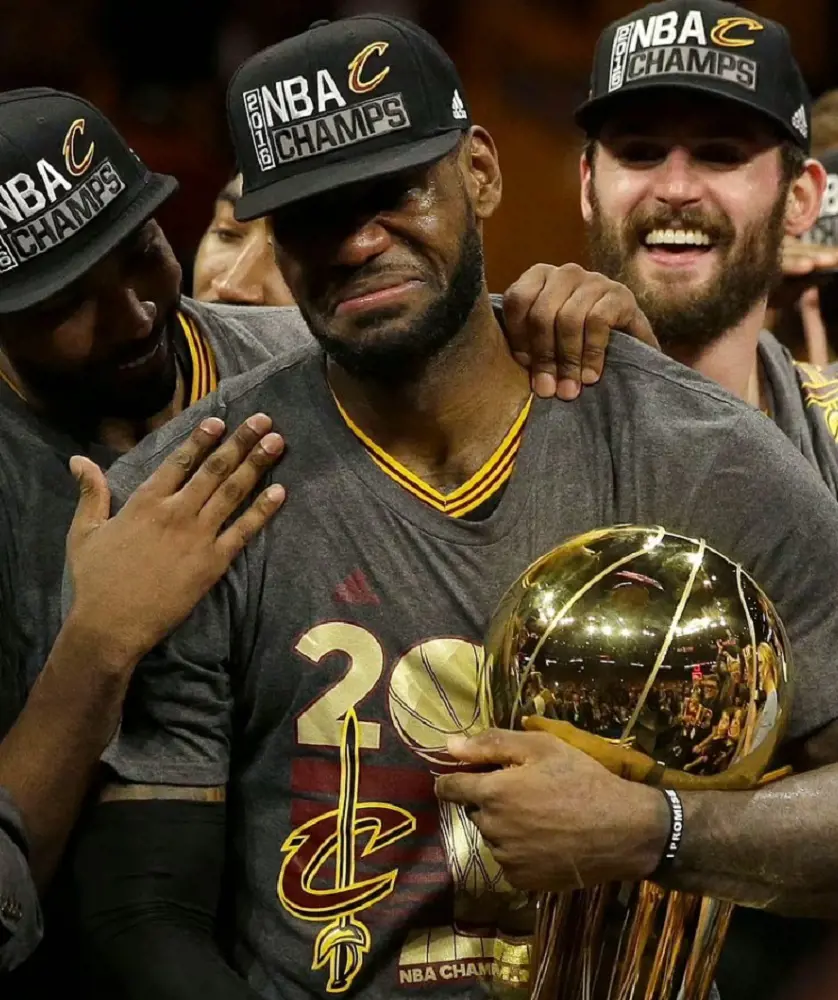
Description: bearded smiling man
583,97,806,368
438,3,838,1000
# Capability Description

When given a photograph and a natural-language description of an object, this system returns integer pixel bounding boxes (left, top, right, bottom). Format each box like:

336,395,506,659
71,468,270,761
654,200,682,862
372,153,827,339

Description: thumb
625,306,659,351
447,728,550,767
68,456,111,544
800,287,830,367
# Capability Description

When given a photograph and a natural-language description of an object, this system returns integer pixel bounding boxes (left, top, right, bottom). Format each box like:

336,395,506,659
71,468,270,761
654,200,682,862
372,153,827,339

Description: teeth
644,228,712,247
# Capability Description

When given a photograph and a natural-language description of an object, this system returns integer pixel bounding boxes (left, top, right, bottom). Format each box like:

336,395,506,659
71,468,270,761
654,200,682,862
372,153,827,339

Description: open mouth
642,228,715,254
113,332,166,373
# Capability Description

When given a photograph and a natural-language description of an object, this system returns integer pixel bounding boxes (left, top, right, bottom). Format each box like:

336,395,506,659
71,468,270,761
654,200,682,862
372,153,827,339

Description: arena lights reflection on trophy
481,525,792,1000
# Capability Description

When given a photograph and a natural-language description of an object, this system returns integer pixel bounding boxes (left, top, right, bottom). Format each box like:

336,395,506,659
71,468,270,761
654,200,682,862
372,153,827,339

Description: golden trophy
481,525,792,1000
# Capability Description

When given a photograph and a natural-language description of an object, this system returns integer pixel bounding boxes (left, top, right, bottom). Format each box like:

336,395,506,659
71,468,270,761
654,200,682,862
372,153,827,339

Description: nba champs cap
228,15,472,221
0,88,178,314
575,0,811,152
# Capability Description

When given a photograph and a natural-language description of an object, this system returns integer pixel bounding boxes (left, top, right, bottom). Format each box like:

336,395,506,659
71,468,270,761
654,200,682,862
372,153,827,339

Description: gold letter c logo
348,42,390,95
710,16,764,48
63,119,95,177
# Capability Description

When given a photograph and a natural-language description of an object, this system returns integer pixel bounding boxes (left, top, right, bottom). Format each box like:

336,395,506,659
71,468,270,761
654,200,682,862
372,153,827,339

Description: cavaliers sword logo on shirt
277,627,531,994
277,706,416,994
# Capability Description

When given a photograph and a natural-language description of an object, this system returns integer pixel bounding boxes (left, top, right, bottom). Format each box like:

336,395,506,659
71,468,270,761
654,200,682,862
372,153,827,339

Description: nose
651,147,703,211
106,286,156,343
211,236,270,306
332,217,394,269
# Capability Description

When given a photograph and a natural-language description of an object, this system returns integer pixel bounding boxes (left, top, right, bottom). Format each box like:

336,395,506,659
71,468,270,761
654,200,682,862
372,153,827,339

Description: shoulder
107,348,322,498
602,333,749,414
583,334,821,478
587,333,758,446
181,298,314,356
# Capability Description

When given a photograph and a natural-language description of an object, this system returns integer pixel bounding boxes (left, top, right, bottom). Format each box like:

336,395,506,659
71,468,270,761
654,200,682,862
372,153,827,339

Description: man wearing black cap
0,82,658,985
0,86,307,987
572,0,838,498
0,85,312,689
77,14,838,1000
436,2,838,997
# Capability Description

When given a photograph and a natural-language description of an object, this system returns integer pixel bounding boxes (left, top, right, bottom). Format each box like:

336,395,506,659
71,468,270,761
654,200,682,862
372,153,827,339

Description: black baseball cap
0,88,178,315
228,15,472,221
575,0,811,152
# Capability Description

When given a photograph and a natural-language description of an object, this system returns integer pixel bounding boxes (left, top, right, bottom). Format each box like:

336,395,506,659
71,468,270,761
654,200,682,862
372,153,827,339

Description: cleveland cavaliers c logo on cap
63,119,95,177
348,42,390,95
710,16,764,48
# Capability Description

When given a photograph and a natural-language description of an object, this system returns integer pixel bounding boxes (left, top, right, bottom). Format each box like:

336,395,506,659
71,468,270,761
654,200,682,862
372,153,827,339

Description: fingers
215,483,286,563
434,770,490,809
67,456,110,548
178,414,277,511
551,283,612,398
502,264,655,401
502,264,550,367
624,303,658,350
782,242,838,277
198,431,285,529
140,416,227,497
447,728,557,767
800,287,830,366
515,269,587,399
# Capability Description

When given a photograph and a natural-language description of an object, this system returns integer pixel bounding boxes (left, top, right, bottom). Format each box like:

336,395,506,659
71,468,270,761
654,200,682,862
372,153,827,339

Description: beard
299,208,486,384
586,185,788,353
14,311,180,427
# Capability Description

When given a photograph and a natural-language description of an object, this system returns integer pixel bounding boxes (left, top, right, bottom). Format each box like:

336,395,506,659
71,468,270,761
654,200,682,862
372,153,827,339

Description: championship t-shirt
102,333,838,1000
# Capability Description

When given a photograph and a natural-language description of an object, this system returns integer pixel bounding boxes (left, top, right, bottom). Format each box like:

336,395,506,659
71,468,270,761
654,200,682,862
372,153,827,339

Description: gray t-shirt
715,333,838,1000
0,298,310,707
760,330,838,497
103,334,838,1000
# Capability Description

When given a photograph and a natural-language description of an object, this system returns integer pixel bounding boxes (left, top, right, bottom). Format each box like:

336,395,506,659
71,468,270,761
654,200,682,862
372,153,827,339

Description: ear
580,149,595,224
461,126,502,221
784,158,827,237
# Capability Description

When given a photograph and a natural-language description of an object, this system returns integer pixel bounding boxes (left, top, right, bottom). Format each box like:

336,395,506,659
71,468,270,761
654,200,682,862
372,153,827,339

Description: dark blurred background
7,0,837,293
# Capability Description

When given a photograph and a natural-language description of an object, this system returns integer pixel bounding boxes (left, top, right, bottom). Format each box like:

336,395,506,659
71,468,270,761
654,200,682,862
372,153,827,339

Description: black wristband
655,788,684,874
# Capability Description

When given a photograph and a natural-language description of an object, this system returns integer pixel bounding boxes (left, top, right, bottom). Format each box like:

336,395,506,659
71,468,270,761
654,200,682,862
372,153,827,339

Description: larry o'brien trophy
480,526,792,1000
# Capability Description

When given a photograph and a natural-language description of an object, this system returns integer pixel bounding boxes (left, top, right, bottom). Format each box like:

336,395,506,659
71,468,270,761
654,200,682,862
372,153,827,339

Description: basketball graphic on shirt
388,637,487,769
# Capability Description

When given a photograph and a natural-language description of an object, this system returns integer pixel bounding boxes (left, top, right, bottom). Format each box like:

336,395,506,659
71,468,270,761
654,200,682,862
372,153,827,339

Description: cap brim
0,172,179,315
575,82,807,150
235,130,463,222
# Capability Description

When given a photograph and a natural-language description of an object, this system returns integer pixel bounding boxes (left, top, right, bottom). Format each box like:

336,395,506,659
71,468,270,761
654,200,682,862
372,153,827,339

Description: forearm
76,799,263,1000
88,921,266,1000
654,767,838,917
0,614,138,885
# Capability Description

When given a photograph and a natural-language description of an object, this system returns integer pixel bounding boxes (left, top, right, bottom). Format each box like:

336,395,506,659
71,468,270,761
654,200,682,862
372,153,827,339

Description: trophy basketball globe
481,525,792,1000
